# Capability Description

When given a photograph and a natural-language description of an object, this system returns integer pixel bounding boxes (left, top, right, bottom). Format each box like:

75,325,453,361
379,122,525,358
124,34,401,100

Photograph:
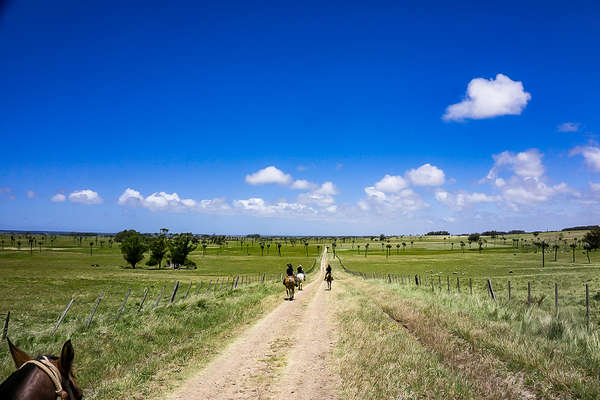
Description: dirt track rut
166,250,338,400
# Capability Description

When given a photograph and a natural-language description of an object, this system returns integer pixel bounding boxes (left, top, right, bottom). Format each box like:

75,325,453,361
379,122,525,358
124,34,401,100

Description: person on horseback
297,265,304,275
325,263,332,275
286,263,294,276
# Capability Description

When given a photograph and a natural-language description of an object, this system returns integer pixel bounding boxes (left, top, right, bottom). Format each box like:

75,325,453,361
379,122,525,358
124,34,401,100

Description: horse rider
297,265,304,275
286,263,294,277
325,263,332,276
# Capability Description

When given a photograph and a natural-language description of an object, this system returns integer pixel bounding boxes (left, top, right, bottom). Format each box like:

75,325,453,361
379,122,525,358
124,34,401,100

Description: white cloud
406,163,445,186
26,190,35,199
297,182,338,207
245,166,292,185
233,197,316,217
443,73,531,121
435,190,500,210
68,189,102,205
363,186,427,212
591,182,600,192
0,187,15,201
570,146,600,171
118,188,229,213
118,188,144,206
486,149,544,180
51,193,66,203
374,174,409,193
502,181,575,206
291,179,317,190
557,122,580,132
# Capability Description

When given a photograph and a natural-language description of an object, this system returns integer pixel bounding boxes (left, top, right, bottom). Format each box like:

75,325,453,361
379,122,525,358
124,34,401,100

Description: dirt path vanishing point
166,250,339,400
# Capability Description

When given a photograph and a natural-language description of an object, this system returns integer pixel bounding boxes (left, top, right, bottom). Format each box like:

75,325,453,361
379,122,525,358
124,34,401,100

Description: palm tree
364,243,369,257
277,242,282,257
386,244,392,259
17,240,21,250
357,244,361,255
570,243,577,263
396,243,400,255
460,241,465,253
552,244,559,261
540,241,549,267
89,241,94,256
402,242,406,251
267,243,271,255
260,242,265,256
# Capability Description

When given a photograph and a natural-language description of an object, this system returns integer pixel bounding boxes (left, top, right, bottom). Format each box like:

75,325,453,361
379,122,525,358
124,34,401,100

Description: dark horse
0,338,83,400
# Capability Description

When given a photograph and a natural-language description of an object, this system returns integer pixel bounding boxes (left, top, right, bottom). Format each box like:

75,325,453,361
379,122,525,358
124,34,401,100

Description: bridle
20,356,68,400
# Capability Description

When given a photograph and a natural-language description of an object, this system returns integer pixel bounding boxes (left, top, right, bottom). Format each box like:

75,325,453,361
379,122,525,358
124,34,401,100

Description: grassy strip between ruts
335,260,600,399
1,280,292,400
333,274,477,399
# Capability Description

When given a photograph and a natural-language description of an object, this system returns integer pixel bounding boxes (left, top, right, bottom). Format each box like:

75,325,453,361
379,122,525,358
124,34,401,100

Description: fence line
337,255,595,330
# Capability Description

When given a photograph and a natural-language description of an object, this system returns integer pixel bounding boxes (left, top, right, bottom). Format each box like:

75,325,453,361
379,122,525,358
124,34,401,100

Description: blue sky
1,0,600,234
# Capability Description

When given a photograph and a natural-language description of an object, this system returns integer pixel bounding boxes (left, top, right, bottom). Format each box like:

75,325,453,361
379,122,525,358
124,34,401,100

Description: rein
20,357,67,400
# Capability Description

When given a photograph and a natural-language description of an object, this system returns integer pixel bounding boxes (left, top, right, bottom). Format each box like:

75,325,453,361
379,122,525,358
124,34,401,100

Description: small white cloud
141,192,195,211
443,73,531,121
486,149,544,180
297,182,338,207
118,188,144,206
374,174,409,193
502,180,576,207
407,163,445,186
291,179,317,190
495,178,506,187
557,122,580,132
26,190,35,199
363,186,427,212
68,189,102,205
570,146,600,171
51,193,66,203
245,166,292,185
0,187,15,200
591,182,600,192
435,190,500,210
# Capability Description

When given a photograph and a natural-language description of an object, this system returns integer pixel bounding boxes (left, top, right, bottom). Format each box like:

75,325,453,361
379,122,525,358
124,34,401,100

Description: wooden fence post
527,282,531,306
447,276,450,292
196,281,203,294
388,273,391,283
53,298,74,335
414,274,419,286
116,288,132,320
457,277,460,293
153,286,165,309
469,278,473,295
586,284,590,330
2,311,10,341
170,281,180,304
184,281,192,300
555,283,559,316
235,276,240,288
214,278,220,293
508,280,511,301
138,288,149,312
439,275,442,290
487,279,496,302
86,291,103,328
262,273,265,283
431,278,434,292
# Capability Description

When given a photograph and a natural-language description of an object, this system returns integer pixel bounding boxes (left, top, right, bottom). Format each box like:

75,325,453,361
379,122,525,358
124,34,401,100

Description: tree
460,241,465,253
570,243,577,263
379,234,386,242
89,241,94,256
304,241,309,256
147,235,168,268
121,232,148,269
468,233,480,245
277,242,282,257
552,244,559,261
260,242,265,256
364,243,369,257
168,233,197,266
583,228,600,251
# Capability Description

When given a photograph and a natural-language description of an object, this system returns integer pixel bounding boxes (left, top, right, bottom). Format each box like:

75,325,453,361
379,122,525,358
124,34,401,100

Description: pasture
1,230,599,399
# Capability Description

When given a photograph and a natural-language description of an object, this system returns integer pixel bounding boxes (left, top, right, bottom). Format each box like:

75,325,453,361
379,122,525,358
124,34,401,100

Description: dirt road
166,250,339,400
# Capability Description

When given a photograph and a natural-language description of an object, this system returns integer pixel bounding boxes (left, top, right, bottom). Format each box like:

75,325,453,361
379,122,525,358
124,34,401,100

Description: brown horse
284,275,296,300
0,338,83,400
325,272,333,290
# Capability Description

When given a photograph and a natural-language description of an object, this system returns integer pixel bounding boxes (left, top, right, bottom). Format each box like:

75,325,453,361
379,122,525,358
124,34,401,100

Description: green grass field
1,231,598,399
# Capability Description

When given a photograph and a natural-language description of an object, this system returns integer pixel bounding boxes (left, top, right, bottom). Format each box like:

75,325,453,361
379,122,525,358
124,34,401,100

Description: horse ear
59,340,74,374
7,338,32,369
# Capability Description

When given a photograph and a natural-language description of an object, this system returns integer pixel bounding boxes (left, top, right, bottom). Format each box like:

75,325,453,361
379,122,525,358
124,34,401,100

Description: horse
283,275,296,300
324,272,333,290
296,273,305,290
0,338,83,400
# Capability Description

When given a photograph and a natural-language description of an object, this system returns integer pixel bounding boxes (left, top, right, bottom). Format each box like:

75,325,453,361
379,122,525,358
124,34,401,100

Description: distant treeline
562,225,600,232
426,231,450,236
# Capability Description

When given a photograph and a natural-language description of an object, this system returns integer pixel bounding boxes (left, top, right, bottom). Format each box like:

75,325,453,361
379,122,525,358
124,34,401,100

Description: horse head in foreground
0,338,83,400
283,276,296,300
